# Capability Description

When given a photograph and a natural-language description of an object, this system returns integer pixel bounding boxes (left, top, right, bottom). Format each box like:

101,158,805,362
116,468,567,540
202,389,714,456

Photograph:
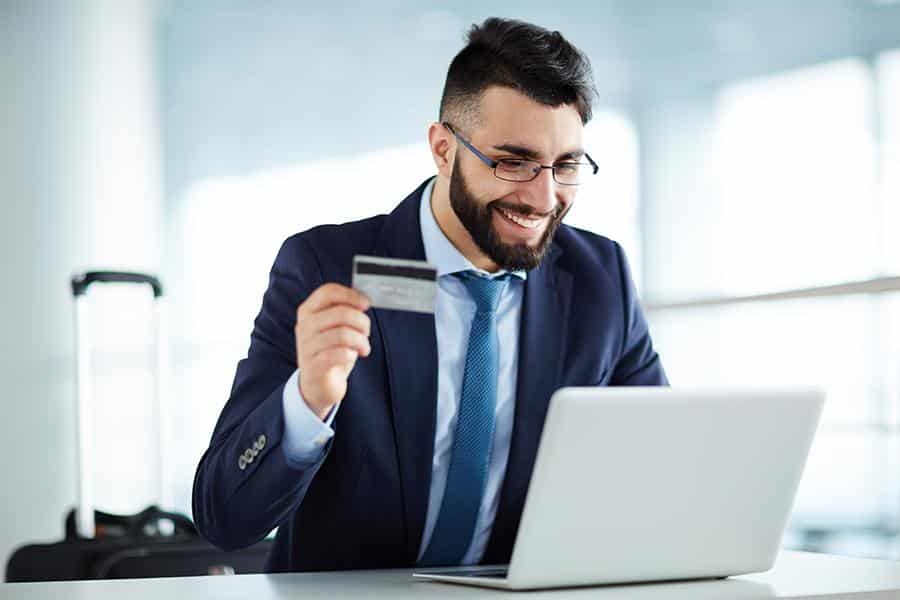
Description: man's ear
427,122,454,179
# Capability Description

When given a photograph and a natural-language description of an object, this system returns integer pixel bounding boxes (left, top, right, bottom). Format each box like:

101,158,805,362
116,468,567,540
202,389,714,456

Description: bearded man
193,17,667,573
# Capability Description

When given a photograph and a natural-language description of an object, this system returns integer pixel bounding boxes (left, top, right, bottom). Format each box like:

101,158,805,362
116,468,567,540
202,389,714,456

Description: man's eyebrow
492,144,541,160
556,149,586,161
492,144,585,162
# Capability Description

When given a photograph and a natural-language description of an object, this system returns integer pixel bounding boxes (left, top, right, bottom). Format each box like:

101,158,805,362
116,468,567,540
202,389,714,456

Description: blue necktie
419,271,509,567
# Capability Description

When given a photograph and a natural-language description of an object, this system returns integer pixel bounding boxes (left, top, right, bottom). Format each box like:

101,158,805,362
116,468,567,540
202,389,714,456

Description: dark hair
439,18,597,129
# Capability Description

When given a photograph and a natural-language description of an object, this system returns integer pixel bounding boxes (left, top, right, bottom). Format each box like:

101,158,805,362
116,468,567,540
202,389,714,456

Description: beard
449,158,568,272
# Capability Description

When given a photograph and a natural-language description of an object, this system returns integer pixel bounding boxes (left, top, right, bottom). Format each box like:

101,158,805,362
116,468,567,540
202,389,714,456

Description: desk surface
4,551,900,599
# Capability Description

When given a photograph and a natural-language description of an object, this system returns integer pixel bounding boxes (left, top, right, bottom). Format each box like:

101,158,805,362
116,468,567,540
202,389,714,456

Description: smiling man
193,17,667,572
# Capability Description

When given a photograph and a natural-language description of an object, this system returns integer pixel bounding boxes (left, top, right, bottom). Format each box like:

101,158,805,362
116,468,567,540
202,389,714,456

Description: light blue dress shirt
281,177,525,565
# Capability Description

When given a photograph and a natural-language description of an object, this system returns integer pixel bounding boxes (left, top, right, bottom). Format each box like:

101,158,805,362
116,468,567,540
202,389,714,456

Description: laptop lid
503,387,823,589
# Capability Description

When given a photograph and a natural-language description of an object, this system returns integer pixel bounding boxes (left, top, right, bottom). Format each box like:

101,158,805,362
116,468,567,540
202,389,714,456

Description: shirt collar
418,177,527,281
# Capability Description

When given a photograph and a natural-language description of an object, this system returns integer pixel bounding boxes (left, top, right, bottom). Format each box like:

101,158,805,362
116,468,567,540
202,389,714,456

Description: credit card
352,255,438,314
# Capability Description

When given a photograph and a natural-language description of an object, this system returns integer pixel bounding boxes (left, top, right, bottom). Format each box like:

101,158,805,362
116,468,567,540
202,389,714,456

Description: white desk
3,551,900,599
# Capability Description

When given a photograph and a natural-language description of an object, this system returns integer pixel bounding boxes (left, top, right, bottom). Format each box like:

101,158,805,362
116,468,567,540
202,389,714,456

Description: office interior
2,0,900,576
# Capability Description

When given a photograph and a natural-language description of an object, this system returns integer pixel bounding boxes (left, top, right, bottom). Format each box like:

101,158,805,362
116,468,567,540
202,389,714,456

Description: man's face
448,86,585,271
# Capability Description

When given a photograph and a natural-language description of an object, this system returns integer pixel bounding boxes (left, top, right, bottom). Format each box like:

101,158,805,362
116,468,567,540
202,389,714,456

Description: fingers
294,283,372,400
309,346,359,371
294,283,372,413
299,326,371,363
304,305,371,337
295,284,373,366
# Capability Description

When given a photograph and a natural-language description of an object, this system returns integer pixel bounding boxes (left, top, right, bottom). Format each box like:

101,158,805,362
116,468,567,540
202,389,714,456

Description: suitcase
6,506,272,581
5,271,271,582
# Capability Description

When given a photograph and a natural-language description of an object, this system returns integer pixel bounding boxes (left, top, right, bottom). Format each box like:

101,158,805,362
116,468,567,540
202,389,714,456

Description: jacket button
257,434,267,449
238,455,247,470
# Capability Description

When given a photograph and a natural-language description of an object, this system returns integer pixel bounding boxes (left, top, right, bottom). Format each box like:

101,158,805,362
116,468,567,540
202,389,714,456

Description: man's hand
294,283,371,420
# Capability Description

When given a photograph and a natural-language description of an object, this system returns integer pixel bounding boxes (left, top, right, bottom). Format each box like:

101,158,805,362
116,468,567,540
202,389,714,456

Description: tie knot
456,271,509,314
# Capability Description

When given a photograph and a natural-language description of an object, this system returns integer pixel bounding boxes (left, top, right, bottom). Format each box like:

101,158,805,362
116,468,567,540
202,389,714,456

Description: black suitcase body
6,507,272,582
5,272,272,582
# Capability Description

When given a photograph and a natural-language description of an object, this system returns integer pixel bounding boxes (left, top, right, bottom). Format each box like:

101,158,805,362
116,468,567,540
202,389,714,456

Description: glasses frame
442,121,598,186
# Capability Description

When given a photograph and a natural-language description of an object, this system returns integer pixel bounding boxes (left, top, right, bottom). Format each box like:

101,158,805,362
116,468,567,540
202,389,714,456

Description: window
567,110,642,287
878,50,900,274
644,55,900,558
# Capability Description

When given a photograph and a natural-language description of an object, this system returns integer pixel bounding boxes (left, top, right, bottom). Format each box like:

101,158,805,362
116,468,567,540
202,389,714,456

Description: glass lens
554,163,585,185
495,159,540,182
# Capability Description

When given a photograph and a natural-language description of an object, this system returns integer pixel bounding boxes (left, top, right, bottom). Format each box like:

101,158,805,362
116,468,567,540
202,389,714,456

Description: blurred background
2,0,900,572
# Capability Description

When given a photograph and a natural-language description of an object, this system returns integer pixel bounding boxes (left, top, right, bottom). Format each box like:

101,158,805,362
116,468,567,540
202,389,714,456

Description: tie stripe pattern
419,271,510,567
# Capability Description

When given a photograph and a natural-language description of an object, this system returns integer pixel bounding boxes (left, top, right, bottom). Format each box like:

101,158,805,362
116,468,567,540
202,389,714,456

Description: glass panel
566,110,642,289
640,50,900,560
877,49,900,274
791,431,898,528
711,59,878,296
784,429,900,559
646,292,900,538
645,59,879,301
879,49,900,156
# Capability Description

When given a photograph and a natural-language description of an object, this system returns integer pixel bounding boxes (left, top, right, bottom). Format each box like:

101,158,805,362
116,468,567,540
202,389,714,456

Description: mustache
489,200,562,219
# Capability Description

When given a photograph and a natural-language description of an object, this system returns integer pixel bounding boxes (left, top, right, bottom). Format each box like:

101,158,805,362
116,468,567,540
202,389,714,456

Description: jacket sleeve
192,235,331,550
609,241,669,386
281,369,340,467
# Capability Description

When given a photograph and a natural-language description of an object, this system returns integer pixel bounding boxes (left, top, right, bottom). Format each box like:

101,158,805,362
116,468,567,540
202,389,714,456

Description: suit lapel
371,180,439,564
482,244,572,564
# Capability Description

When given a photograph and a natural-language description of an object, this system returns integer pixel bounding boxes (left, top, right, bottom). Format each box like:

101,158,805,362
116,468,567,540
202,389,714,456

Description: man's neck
430,175,501,273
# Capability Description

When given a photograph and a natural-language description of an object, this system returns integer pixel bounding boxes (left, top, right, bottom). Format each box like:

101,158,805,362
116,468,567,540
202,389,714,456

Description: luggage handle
71,271,164,298
71,270,170,538
65,506,197,540
126,506,196,537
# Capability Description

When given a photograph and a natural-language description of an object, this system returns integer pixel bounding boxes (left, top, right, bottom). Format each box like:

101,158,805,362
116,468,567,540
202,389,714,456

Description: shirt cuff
281,369,339,467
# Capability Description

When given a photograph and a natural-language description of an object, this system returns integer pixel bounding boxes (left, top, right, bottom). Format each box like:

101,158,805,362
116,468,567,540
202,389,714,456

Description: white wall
0,0,161,569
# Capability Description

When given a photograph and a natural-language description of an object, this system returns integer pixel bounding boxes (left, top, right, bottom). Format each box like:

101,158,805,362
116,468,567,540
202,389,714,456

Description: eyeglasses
443,122,598,186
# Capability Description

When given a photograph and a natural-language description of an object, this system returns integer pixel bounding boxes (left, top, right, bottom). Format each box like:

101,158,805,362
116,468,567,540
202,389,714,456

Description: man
193,17,667,573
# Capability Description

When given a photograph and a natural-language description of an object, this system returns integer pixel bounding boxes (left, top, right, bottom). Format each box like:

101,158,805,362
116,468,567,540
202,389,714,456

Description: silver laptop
414,387,824,590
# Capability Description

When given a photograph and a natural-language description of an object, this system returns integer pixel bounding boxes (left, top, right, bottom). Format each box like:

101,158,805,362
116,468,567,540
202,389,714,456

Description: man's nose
523,167,558,215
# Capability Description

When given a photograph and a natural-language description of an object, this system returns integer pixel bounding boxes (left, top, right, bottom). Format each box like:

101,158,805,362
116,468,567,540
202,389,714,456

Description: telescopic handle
71,271,163,298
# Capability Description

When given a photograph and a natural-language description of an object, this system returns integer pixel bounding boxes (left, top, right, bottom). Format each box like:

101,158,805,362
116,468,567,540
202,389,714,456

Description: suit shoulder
553,225,639,325
553,224,625,272
274,214,388,282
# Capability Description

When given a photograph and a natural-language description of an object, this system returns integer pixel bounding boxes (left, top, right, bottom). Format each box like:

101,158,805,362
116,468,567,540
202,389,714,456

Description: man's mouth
494,206,548,230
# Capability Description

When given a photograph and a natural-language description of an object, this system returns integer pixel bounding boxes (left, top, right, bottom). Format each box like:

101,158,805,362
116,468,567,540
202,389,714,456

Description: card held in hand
352,255,438,314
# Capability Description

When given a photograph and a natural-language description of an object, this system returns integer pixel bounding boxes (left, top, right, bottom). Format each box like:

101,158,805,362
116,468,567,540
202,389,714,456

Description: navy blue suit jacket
192,178,667,572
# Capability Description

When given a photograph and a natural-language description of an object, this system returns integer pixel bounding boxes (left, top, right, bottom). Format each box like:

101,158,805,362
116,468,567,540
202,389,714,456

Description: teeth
499,208,543,229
